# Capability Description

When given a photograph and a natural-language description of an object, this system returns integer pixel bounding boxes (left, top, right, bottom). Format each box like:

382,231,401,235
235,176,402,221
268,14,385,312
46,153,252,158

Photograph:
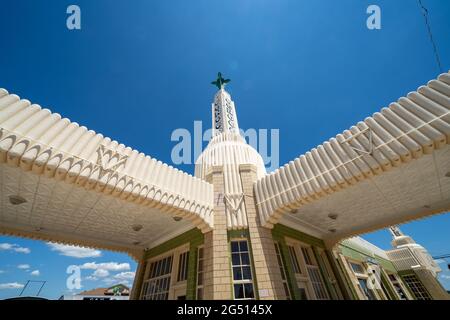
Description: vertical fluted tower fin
212,88,240,136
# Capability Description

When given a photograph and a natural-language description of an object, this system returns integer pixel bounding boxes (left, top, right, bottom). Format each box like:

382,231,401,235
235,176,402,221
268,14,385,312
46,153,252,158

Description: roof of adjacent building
79,284,130,296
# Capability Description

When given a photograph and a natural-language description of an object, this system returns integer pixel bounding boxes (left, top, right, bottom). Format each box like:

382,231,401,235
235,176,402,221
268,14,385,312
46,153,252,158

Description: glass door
286,243,313,300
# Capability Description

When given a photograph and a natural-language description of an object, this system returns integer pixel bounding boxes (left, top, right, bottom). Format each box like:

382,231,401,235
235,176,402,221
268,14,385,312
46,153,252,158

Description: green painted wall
272,224,325,248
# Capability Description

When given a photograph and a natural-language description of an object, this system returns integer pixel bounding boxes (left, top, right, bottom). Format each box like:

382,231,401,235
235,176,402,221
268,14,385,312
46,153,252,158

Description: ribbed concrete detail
255,71,450,228
195,132,266,180
0,88,214,231
195,132,265,230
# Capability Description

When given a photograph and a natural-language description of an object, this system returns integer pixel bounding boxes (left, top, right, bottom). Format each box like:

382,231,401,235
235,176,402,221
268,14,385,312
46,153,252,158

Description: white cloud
114,271,135,281
14,247,31,254
78,262,130,284
0,282,24,290
79,262,130,272
102,277,131,287
47,243,101,258
17,264,30,270
440,274,450,280
30,270,40,276
93,269,109,278
0,243,30,254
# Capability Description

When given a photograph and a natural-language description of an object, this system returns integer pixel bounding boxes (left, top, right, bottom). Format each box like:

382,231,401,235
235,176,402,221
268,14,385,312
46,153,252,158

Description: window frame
402,274,432,300
230,238,256,300
345,258,379,300
196,245,205,300
386,272,409,300
140,244,190,300
318,248,343,299
141,253,174,300
274,241,292,300
285,238,329,300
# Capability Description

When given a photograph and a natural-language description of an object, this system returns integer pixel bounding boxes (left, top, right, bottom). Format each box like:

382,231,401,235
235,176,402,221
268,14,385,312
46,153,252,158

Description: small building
335,226,448,300
59,284,130,300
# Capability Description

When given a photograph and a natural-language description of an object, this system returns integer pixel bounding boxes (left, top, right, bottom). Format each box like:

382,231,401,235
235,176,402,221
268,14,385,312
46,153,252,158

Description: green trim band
339,243,396,272
272,224,325,248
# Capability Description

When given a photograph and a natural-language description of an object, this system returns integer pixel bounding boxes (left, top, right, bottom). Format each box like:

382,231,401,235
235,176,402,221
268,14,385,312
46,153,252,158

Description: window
286,240,329,300
230,240,255,300
347,260,377,300
196,246,205,300
297,286,309,300
402,274,432,300
358,278,376,300
288,245,301,274
349,262,365,274
319,250,343,299
301,246,329,300
380,279,391,300
393,283,408,300
177,251,189,282
387,274,408,300
141,255,173,300
274,242,292,300
301,247,313,265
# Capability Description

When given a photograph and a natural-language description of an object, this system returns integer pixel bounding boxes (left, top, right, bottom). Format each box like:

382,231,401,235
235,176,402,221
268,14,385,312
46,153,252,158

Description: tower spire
389,225,417,248
210,72,239,136
389,225,404,238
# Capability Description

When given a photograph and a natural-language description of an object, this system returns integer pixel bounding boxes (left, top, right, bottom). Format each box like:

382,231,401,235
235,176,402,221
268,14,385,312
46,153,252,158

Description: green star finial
211,72,230,90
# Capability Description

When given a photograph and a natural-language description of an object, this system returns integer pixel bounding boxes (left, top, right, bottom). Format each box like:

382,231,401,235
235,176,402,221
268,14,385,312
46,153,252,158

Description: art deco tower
388,226,441,277
195,74,266,229
193,73,286,299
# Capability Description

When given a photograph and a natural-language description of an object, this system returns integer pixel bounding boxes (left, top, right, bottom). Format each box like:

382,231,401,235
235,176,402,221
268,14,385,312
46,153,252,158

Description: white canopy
255,71,450,243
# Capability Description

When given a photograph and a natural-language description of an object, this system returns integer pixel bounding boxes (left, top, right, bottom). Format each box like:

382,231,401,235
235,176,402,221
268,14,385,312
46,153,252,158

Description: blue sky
0,0,449,298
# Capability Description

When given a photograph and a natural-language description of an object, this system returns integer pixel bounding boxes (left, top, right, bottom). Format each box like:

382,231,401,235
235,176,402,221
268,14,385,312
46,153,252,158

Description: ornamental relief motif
214,102,223,132
225,98,235,130
96,144,129,178
223,192,244,216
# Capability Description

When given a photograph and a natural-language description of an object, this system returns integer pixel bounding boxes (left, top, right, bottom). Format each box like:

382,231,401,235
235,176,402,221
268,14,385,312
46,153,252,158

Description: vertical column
239,164,286,300
130,251,147,300
202,166,233,299
186,236,204,300
334,250,360,300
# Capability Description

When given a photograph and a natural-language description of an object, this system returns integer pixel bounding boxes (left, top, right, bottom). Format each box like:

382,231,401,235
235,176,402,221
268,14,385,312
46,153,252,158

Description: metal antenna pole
36,281,46,296
19,280,30,296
